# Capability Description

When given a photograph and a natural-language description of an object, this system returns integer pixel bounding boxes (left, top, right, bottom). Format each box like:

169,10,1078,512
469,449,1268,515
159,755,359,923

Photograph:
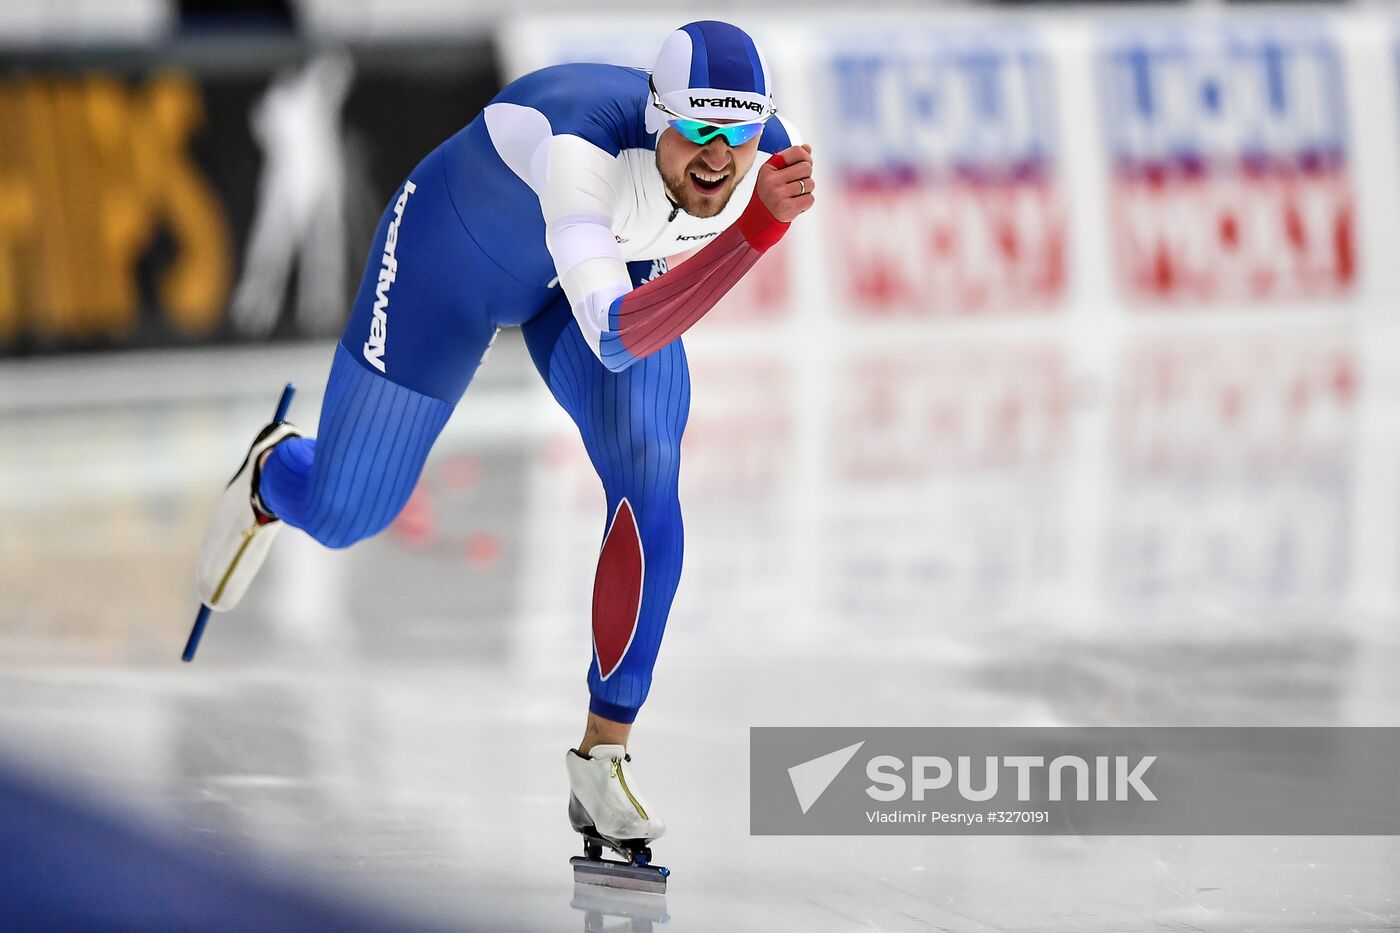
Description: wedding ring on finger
798,178,806,195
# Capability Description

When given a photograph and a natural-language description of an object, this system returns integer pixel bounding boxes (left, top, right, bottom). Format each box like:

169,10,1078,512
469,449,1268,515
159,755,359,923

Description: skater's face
655,124,762,220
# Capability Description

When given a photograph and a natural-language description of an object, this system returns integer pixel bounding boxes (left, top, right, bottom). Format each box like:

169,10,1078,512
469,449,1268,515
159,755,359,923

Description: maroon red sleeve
597,154,791,370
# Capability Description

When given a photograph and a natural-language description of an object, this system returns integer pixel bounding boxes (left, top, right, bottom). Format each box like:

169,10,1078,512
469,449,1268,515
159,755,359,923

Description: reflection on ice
570,882,669,932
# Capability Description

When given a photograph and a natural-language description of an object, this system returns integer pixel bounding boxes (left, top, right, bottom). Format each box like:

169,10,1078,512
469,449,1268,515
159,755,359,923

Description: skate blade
570,856,668,895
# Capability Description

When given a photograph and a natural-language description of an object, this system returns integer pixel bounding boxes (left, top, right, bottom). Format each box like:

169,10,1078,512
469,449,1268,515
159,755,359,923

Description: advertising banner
821,29,1066,317
0,43,499,355
1099,21,1355,306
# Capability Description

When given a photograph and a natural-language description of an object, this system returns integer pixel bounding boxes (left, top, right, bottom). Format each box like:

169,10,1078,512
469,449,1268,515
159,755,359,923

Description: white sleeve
539,135,633,357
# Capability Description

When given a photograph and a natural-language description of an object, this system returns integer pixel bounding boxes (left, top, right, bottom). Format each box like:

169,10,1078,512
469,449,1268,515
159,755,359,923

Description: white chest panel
610,147,759,262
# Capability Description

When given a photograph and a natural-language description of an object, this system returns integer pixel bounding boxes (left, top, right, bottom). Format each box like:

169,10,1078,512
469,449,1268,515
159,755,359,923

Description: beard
659,154,745,219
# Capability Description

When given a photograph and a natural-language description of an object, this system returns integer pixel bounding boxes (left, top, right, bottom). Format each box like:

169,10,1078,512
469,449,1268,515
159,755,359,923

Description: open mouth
689,169,730,193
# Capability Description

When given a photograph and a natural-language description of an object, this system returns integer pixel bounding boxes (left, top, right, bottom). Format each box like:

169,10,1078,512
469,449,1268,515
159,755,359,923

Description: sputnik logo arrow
787,741,865,814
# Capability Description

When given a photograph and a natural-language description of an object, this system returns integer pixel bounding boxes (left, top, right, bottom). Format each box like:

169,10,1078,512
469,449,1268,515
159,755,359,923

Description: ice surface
1,327,1397,931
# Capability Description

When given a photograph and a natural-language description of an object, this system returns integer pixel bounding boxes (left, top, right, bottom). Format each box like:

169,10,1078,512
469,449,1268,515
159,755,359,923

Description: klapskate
566,744,669,894
184,384,298,661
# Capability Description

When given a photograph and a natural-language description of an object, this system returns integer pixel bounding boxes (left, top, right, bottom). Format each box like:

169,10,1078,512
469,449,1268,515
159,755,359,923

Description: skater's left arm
594,146,813,370
557,145,813,372
546,140,813,371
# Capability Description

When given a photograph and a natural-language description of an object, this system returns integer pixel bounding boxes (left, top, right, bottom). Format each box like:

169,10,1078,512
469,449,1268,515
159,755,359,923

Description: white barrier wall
0,0,170,45
501,11,1400,641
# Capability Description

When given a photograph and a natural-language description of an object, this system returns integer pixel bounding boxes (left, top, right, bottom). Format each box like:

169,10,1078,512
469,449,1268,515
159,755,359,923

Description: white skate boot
195,418,300,612
567,745,669,893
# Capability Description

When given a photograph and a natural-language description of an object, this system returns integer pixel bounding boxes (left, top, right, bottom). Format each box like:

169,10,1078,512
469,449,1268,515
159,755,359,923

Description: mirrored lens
670,119,765,147
718,122,764,146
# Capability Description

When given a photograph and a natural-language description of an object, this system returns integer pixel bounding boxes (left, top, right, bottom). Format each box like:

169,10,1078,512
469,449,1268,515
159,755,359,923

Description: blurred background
3,0,1400,930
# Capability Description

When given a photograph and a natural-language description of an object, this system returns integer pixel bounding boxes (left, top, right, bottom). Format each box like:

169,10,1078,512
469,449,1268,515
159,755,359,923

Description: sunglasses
649,76,774,148
665,116,767,147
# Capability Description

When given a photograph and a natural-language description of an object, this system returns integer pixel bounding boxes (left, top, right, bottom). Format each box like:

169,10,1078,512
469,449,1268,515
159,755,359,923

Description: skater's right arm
537,137,637,367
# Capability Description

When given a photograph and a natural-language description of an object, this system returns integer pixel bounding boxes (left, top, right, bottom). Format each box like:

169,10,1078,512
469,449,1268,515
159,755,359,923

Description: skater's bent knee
308,526,371,550
300,499,397,549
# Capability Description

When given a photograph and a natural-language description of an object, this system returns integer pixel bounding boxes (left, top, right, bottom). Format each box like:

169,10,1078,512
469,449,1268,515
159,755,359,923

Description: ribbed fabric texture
260,343,454,549
524,291,691,723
